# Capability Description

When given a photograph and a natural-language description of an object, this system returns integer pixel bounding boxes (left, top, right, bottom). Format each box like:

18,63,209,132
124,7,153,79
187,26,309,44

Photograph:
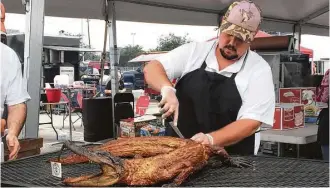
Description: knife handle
159,104,175,123
165,115,174,123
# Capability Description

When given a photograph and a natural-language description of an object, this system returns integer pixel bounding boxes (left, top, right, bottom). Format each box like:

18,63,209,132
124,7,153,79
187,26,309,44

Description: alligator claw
226,158,252,168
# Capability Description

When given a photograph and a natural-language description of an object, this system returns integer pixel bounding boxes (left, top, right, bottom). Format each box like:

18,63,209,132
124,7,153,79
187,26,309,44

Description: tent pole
22,0,45,139
109,0,119,138
293,24,301,52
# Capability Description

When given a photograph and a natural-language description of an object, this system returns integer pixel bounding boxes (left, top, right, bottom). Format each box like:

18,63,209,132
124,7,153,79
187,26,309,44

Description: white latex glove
191,132,214,145
158,86,179,125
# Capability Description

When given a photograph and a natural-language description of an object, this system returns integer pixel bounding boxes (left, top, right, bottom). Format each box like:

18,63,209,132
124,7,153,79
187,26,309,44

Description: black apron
166,44,255,155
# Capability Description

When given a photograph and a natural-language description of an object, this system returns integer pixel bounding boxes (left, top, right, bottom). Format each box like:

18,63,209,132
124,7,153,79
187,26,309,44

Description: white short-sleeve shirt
155,39,275,155
0,43,31,117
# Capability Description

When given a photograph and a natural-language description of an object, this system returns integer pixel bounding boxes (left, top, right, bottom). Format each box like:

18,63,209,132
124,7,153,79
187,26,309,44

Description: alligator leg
226,157,253,168
210,146,252,168
162,161,206,187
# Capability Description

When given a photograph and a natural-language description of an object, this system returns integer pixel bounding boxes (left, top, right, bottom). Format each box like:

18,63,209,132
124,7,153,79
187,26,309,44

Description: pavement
39,113,85,154
38,101,161,154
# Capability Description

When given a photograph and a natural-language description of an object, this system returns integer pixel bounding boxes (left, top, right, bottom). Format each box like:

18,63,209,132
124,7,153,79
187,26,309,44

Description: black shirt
105,79,124,90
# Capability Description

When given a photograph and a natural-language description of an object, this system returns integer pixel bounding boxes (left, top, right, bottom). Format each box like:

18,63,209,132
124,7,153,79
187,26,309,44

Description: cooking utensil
169,122,185,139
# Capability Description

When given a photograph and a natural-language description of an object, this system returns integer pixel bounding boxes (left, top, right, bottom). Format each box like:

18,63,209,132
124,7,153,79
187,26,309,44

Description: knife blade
158,103,184,138
169,122,185,139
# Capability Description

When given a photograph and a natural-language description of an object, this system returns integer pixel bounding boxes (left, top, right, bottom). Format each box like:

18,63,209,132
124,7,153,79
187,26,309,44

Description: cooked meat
49,136,192,165
62,139,251,187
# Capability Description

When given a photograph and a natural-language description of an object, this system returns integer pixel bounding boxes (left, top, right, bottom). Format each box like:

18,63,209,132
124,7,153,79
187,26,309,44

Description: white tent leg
22,0,45,138
109,0,119,138
293,24,301,52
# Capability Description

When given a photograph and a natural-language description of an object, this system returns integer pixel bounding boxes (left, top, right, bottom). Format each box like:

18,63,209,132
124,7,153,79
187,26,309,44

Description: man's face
218,32,250,61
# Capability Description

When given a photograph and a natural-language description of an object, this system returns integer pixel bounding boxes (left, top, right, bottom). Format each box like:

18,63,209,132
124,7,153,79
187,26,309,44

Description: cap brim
219,20,256,43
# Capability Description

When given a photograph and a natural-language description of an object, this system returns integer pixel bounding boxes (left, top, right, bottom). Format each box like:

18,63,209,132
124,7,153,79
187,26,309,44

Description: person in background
1,2,7,44
144,0,275,155
104,73,125,96
1,42,31,160
316,68,329,161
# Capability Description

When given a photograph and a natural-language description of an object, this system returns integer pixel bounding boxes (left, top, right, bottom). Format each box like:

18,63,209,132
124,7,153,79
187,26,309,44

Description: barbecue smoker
253,35,313,156
1,143,329,187
259,52,311,103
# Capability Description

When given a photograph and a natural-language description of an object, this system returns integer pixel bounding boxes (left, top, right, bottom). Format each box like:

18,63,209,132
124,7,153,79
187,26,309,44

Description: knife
157,103,185,139
169,122,185,139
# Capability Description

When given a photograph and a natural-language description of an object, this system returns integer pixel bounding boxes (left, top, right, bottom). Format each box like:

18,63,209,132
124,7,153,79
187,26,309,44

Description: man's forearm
7,103,27,136
209,119,261,147
144,61,173,91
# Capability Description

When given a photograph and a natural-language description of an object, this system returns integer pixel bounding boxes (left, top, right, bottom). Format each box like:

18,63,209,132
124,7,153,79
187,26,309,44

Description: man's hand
6,134,20,160
5,103,26,160
159,86,179,124
1,119,6,134
191,132,214,145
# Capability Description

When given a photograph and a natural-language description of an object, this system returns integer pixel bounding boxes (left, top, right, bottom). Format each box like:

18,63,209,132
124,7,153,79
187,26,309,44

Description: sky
5,13,330,60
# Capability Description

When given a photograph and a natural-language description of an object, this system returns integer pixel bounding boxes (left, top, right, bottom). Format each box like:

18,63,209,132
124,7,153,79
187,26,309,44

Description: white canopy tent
5,0,329,35
2,0,329,139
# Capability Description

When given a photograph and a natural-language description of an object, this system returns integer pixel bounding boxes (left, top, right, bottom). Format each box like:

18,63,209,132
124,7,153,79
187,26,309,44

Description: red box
279,88,301,103
279,87,319,116
273,103,305,130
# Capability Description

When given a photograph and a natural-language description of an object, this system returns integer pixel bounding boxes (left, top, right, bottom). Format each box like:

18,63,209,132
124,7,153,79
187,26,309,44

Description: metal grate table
1,151,329,187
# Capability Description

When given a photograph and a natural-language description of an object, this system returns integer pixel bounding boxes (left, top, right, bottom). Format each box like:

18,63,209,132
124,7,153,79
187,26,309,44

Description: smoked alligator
61,139,251,187
50,137,192,165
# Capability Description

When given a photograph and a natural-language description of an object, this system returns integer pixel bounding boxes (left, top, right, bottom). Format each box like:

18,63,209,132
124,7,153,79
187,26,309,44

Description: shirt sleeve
155,42,195,80
237,65,275,126
5,52,31,106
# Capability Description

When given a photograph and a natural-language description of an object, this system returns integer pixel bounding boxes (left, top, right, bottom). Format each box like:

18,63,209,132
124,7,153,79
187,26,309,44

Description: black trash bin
83,97,114,142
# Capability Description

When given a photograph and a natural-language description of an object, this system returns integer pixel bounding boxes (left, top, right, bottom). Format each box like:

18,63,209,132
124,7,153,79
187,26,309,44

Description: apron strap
230,50,249,80
201,62,207,69
200,41,217,70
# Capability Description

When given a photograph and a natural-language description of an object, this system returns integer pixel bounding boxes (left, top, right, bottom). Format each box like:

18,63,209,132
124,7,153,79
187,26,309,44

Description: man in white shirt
144,0,275,155
1,42,31,160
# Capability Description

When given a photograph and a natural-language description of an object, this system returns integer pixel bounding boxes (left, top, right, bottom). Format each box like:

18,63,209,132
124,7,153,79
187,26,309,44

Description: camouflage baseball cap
219,0,262,43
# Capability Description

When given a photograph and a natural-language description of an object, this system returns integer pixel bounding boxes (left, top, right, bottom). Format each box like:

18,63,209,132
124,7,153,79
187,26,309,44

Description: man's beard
219,45,238,60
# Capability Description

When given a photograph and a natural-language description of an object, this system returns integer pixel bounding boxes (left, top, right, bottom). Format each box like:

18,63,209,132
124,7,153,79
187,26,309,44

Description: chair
136,95,150,116
114,93,135,125
61,90,83,130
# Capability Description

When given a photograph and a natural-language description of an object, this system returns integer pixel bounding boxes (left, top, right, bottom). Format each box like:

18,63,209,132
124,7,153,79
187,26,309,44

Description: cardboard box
279,87,320,117
4,138,43,161
273,103,305,130
279,88,302,103
120,115,157,137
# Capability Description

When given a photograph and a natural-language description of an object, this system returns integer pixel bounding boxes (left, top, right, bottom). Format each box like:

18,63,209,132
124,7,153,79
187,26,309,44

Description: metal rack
1,150,329,187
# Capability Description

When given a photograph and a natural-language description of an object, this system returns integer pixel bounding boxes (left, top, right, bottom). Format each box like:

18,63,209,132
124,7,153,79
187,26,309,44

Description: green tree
154,33,191,51
119,45,145,66
121,45,144,59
